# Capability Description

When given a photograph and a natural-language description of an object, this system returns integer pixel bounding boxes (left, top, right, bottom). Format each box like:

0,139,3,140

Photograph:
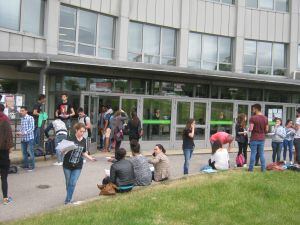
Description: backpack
83,116,92,137
236,154,245,167
114,126,124,142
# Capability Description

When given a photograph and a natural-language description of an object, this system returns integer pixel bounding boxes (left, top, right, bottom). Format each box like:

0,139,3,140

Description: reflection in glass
260,0,273,9
0,0,20,31
244,40,256,66
128,22,143,54
194,103,206,125
174,83,193,97
257,42,272,67
188,33,201,63
248,88,263,101
275,0,288,12
177,102,190,125
246,0,258,8
23,0,45,36
63,77,86,91
273,43,286,76
202,35,217,65
98,15,114,59
131,80,146,94
143,24,160,58
210,102,233,135
219,37,231,63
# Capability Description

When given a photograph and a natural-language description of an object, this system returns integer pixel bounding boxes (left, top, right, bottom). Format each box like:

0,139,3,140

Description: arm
265,124,269,133
148,155,160,165
69,107,75,118
109,165,116,184
55,108,59,118
82,152,96,161
248,123,254,132
85,117,91,129
33,109,39,116
188,127,195,138
44,123,54,138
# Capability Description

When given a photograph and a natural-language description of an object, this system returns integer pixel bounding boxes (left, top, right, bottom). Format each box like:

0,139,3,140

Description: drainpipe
39,57,50,95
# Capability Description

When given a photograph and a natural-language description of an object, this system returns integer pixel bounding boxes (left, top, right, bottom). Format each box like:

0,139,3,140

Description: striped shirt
20,114,34,142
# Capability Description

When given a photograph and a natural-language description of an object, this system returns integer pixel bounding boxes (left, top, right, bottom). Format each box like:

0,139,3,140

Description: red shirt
210,132,231,144
0,112,10,123
249,115,268,141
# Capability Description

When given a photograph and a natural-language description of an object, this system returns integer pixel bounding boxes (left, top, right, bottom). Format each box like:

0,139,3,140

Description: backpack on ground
34,148,45,157
8,165,18,174
236,154,245,167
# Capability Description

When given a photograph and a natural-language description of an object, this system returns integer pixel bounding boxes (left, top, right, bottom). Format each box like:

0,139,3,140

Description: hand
90,157,97,162
16,131,22,136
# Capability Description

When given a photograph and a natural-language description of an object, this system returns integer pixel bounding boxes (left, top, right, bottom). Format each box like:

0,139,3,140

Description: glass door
193,101,207,148
90,96,99,144
210,102,234,135
286,107,296,124
175,101,191,141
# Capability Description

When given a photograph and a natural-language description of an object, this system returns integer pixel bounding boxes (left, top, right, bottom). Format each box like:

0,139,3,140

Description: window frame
245,0,289,12
208,0,235,5
243,40,287,76
58,4,116,59
0,0,45,37
127,21,177,66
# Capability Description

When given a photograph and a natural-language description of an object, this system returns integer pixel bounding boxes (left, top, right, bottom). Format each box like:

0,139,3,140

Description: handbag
97,183,117,195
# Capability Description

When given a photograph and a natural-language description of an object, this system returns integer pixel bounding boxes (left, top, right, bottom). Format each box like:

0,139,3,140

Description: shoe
243,164,248,168
3,197,12,205
284,161,287,164
53,162,63,166
290,161,293,165
83,159,86,164
27,169,34,172
73,201,83,205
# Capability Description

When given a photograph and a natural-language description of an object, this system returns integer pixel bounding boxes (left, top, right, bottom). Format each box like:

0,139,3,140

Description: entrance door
210,101,234,135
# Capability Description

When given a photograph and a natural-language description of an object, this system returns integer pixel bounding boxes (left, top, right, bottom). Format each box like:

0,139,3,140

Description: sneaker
53,162,63,166
27,169,34,172
243,164,248,168
290,161,293,165
73,201,83,205
284,161,287,164
3,197,12,205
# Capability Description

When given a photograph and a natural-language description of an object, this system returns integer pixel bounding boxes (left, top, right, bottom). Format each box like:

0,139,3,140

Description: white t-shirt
78,116,91,139
211,148,229,170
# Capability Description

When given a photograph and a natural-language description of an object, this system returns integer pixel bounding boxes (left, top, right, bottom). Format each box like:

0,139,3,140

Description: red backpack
236,154,245,167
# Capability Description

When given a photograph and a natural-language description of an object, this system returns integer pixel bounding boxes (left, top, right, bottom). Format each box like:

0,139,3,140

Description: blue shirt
20,114,34,142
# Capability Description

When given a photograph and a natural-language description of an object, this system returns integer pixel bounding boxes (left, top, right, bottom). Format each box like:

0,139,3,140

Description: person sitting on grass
129,140,152,186
208,140,229,170
102,148,135,193
148,144,170,182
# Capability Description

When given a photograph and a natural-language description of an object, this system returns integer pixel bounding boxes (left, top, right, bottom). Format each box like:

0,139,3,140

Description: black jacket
110,159,135,186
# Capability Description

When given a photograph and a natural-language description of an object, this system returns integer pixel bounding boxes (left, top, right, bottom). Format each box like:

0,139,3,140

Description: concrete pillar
115,0,129,61
39,69,46,95
233,0,246,73
177,0,190,68
288,0,299,76
45,0,60,54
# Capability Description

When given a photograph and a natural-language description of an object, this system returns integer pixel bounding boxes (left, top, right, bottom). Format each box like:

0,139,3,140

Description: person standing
0,121,14,204
294,108,300,164
112,109,128,151
248,104,268,172
32,94,46,150
16,106,35,171
98,105,106,150
44,118,68,166
235,113,248,166
63,123,96,204
55,93,75,131
182,119,195,174
283,120,295,164
210,131,234,151
77,108,91,153
103,106,113,152
271,118,286,163
128,111,143,142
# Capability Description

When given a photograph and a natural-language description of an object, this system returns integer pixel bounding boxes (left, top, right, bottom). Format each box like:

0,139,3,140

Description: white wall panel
155,0,164,25
22,37,35,52
221,4,230,36
282,13,290,42
172,0,181,28
129,0,138,20
61,0,71,4
251,10,260,40
70,0,80,6
137,0,147,22
34,39,45,53
204,1,214,34
275,13,284,42
91,0,101,11
196,0,205,32
101,0,110,14
164,0,173,27
189,0,198,31
267,12,275,41
9,34,22,52
110,0,120,16
259,11,268,40
0,31,9,51
80,0,91,9
228,6,236,36
244,9,252,38
146,0,156,24
213,3,222,34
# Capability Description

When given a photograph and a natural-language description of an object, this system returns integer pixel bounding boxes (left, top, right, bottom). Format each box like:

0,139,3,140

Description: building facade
0,0,300,150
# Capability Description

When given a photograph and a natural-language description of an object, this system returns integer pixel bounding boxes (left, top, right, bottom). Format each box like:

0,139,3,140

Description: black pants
0,167,9,198
208,159,216,169
294,138,300,163
115,140,122,151
238,142,248,163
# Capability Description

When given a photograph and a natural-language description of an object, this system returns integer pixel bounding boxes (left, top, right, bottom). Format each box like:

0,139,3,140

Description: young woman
208,140,229,170
235,113,248,166
148,144,170,182
128,111,143,142
112,110,128,151
0,121,13,204
182,119,195,174
283,119,295,164
271,118,286,163
63,123,96,204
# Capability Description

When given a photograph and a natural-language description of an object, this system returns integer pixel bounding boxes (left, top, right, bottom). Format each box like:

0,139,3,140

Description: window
243,40,286,76
128,22,177,65
298,45,300,68
188,32,232,71
59,5,115,59
210,0,235,4
246,0,289,12
0,0,45,35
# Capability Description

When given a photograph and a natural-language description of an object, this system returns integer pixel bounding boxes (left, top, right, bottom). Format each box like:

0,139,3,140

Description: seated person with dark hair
102,148,135,192
209,140,229,170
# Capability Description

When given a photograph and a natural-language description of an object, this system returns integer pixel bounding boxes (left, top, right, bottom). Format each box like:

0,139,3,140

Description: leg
288,140,293,162
243,142,248,164
255,150,260,166
271,142,277,162
237,142,243,155
183,149,192,175
283,140,288,161
65,169,81,203
0,167,9,198
258,141,266,172
21,141,29,168
115,141,121,151
55,135,66,163
276,143,283,162
249,141,258,171
208,159,216,170
28,139,35,169
63,167,71,191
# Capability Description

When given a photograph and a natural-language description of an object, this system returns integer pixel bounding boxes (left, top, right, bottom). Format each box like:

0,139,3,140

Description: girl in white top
209,140,229,170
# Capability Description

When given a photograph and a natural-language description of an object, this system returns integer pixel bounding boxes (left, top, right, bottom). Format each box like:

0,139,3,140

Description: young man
248,104,268,172
77,107,91,153
16,106,35,171
98,105,107,150
0,103,10,122
103,105,113,152
294,108,300,164
32,94,46,149
210,131,234,152
55,93,75,130
44,118,68,166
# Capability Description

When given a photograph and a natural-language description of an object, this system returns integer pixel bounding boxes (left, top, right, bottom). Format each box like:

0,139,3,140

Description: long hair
0,121,13,150
182,118,195,139
211,140,222,155
237,113,247,128
156,144,166,154
131,111,140,127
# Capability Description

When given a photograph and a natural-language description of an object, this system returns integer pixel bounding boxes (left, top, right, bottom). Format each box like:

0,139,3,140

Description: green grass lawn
5,170,300,225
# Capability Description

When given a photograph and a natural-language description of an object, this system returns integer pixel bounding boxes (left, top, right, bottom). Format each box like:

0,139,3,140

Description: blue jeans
283,140,293,161
21,139,35,169
272,142,283,162
34,127,40,147
249,141,266,172
63,167,81,204
183,148,194,174
55,134,67,163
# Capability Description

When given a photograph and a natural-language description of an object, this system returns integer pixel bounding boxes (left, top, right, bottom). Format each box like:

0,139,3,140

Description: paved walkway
0,151,272,222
